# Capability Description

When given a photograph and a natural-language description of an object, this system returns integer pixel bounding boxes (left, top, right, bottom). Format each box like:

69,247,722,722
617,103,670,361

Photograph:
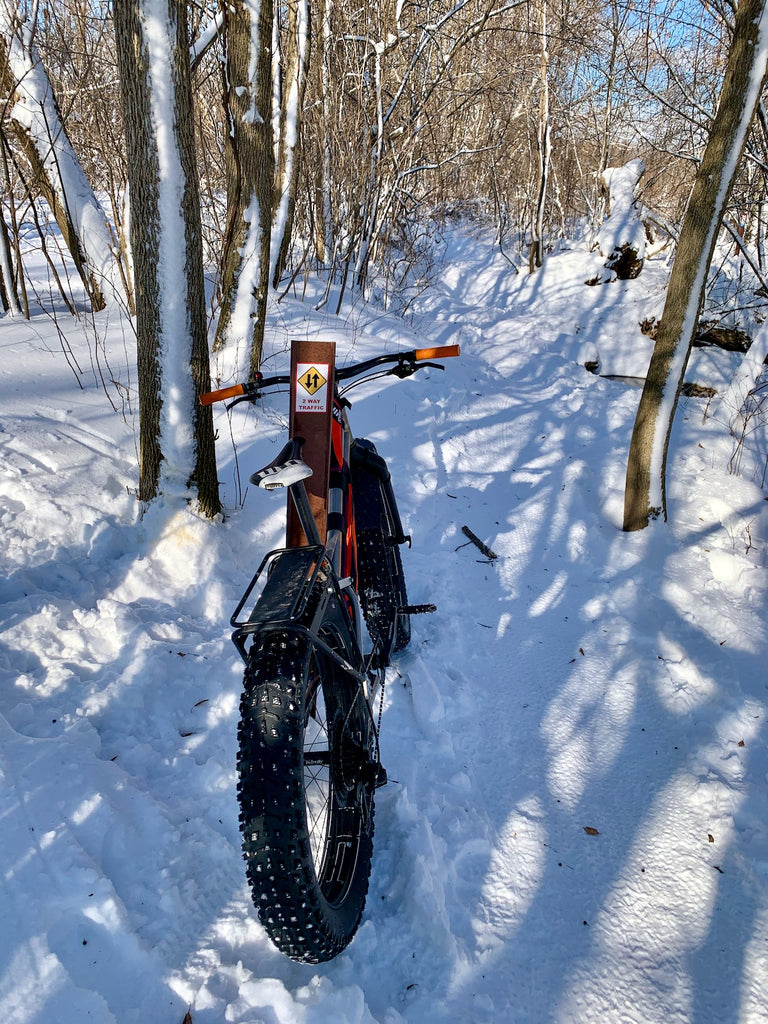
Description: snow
218,193,263,371
244,0,265,127
190,9,225,67
597,159,646,273
2,221,768,1024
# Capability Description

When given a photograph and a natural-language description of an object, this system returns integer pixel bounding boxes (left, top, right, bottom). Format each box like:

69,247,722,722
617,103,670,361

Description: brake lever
389,359,445,379
226,392,260,410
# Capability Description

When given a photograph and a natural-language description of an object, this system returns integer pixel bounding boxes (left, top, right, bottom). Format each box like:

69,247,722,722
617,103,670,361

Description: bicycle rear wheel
237,623,375,963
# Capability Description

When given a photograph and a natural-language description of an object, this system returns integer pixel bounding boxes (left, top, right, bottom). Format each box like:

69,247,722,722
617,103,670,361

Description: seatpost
289,478,323,548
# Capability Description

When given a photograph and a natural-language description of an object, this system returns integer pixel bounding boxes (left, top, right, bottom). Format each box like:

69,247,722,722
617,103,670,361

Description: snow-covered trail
337,236,768,1024
1,226,767,1024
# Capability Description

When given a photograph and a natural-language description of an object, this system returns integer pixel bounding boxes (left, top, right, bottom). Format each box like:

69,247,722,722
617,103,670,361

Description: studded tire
352,439,411,661
237,627,375,963
357,526,410,657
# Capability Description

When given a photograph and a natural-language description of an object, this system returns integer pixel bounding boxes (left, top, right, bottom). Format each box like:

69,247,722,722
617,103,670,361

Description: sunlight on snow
739,903,768,1019
528,569,568,617
473,797,547,952
0,937,66,1024
554,705,763,1022
71,793,103,827
653,633,719,714
542,657,638,809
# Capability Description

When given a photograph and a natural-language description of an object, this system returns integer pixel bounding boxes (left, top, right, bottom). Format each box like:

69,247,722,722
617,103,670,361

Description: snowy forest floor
1,222,767,1024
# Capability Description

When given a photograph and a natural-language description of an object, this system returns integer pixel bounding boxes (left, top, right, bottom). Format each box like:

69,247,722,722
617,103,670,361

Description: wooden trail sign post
288,339,335,546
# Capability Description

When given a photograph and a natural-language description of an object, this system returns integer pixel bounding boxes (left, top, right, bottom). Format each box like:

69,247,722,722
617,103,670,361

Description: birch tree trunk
114,0,220,518
214,0,275,379
623,0,768,531
0,0,125,311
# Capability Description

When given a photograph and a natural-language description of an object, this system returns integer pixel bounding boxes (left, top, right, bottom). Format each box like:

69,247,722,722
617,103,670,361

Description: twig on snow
458,525,498,560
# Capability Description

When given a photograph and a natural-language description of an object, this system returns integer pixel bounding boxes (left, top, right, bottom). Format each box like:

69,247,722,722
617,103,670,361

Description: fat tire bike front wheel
237,622,376,963
352,439,411,659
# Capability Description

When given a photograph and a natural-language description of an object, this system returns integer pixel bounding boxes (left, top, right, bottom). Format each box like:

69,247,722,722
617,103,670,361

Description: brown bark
214,0,275,378
115,0,220,517
623,0,768,531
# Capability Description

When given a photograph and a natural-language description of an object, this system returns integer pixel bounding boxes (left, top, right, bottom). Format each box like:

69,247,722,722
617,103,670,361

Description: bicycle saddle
250,437,313,490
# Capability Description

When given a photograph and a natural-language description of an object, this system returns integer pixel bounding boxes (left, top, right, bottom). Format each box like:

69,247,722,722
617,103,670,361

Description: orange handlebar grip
199,383,246,406
414,344,461,361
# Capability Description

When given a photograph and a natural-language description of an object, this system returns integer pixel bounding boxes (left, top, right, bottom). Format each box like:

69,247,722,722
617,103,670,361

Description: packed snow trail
1,225,767,1023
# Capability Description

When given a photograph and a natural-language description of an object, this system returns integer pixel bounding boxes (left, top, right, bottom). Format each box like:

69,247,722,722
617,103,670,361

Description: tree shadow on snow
349,332,768,1024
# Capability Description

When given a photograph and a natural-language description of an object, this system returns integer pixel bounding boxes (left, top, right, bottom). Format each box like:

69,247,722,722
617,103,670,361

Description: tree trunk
0,1,125,311
270,0,310,287
0,130,20,314
529,0,550,273
214,0,275,379
114,0,220,517
623,0,768,531
318,0,334,265
0,208,19,313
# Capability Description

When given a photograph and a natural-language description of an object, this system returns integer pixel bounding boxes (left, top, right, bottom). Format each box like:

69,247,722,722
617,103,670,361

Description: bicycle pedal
402,603,437,615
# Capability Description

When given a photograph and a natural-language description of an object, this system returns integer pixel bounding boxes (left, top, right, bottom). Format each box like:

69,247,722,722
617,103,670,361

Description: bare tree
114,0,220,517
623,0,768,531
270,0,310,287
529,0,551,272
0,0,126,310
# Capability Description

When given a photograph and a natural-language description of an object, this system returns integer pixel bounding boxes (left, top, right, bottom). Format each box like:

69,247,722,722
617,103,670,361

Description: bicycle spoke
304,662,333,872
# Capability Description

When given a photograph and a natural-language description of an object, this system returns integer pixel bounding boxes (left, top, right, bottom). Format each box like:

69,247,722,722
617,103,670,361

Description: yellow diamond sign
298,365,327,396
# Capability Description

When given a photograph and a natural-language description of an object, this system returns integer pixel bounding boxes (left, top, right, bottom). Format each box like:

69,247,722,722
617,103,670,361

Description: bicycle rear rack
231,545,325,661
229,546,370,689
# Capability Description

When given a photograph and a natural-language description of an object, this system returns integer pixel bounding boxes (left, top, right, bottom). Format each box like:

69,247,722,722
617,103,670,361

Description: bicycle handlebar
199,343,460,406
334,344,460,382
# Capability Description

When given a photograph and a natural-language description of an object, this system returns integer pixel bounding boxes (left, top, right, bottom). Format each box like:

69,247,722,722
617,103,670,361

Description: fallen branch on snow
458,525,498,560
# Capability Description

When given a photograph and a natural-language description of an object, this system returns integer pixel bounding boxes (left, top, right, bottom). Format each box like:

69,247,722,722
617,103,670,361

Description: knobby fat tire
352,439,411,658
357,526,410,655
237,629,375,963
